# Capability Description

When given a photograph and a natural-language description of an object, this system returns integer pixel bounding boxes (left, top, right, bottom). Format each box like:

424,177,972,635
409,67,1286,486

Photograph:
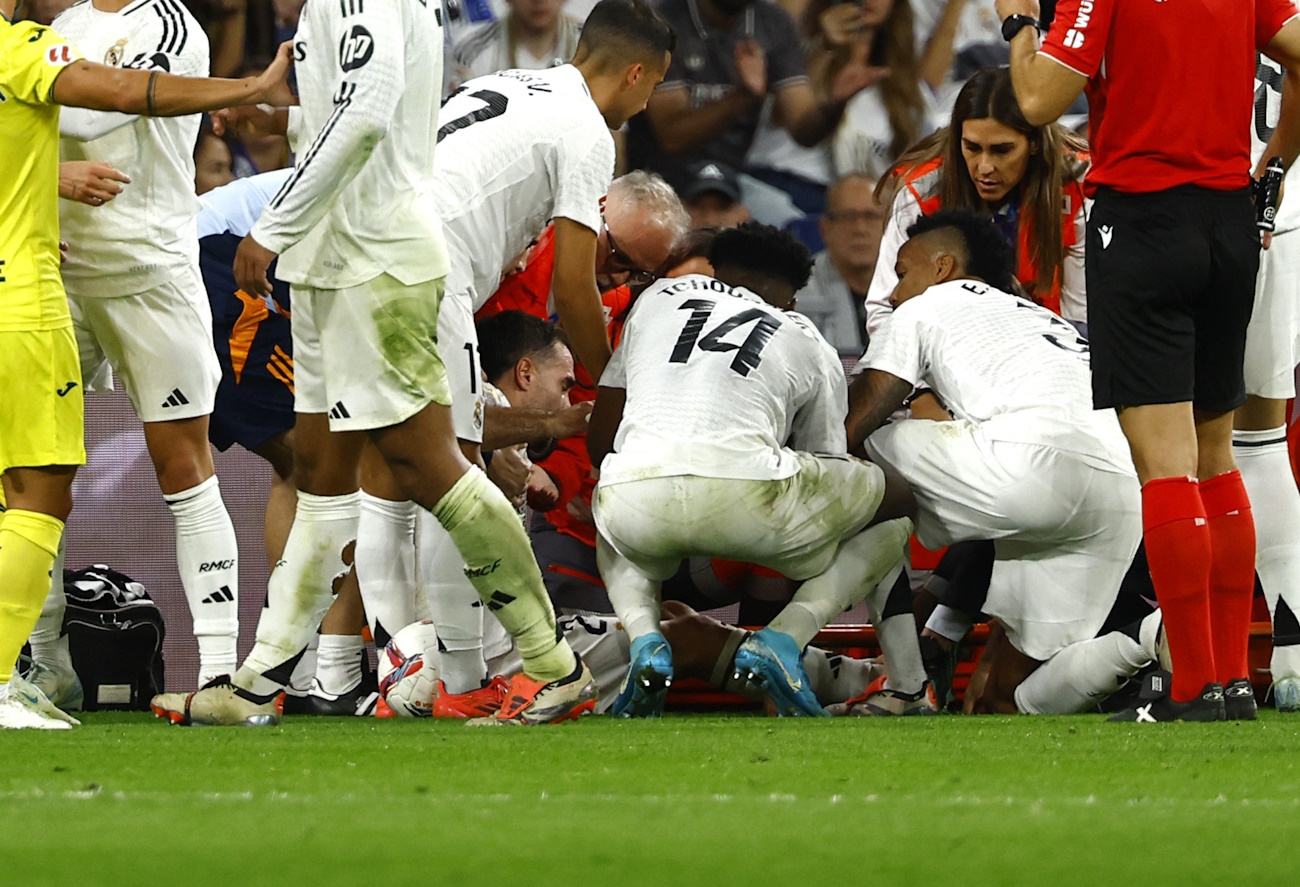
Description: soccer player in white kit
351,0,681,718
588,224,918,718
846,210,1145,715
46,0,245,689
149,0,652,727
1232,55,1300,712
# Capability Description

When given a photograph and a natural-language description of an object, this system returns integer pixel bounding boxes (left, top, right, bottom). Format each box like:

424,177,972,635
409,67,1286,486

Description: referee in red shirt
994,0,1300,721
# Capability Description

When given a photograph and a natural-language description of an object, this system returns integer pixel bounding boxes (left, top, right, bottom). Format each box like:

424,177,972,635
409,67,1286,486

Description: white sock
29,535,69,668
804,647,885,704
237,491,360,699
925,604,973,644
768,518,913,649
865,565,927,695
356,492,418,649
596,533,662,643
417,511,487,694
164,476,240,684
314,633,365,696
1234,426,1300,680
286,635,319,696
1013,632,1152,714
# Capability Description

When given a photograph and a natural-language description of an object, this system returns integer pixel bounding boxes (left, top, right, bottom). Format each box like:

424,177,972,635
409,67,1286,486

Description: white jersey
433,64,615,308
598,274,849,485
862,279,1132,471
55,0,208,299
1252,54,1300,235
250,0,448,289
865,185,1089,334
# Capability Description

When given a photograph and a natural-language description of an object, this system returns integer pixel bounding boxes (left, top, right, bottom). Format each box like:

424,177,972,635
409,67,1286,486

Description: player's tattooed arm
587,386,627,467
845,370,913,451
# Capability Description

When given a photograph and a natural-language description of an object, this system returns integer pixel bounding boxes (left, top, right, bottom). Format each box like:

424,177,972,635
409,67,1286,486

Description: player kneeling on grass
587,223,921,718
846,209,1146,716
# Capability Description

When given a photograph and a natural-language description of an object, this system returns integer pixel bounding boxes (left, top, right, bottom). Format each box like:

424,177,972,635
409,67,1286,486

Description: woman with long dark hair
864,66,1089,333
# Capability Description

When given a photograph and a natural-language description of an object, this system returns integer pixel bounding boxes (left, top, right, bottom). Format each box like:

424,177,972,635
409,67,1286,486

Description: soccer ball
377,620,441,718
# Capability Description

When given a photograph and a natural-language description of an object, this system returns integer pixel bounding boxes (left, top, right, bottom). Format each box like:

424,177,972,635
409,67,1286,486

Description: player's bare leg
966,629,1041,715
144,415,243,685
251,430,297,569
368,400,591,725
0,467,80,730
1234,395,1300,711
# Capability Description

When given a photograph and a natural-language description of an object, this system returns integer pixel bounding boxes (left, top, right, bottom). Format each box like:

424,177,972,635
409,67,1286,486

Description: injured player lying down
587,223,922,718
383,602,890,716
846,209,1146,715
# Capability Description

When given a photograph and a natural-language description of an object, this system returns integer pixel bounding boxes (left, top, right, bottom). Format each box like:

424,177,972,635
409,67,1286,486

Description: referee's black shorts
1086,185,1260,413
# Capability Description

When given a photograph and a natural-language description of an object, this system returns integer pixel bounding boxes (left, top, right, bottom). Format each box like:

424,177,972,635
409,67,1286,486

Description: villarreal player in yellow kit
0,4,294,729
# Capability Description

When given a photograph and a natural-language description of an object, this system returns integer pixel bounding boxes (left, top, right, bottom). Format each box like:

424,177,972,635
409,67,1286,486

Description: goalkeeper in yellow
0,3,293,729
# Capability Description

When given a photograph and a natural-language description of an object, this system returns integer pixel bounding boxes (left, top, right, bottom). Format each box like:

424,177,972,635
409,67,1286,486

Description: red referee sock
1200,470,1256,686
1142,476,1216,702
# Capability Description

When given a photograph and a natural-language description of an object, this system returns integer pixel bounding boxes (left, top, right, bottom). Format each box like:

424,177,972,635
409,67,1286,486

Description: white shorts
593,453,887,582
69,265,221,423
868,419,1142,661
488,614,630,714
292,274,451,432
439,290,485,444
1244,226,1300,400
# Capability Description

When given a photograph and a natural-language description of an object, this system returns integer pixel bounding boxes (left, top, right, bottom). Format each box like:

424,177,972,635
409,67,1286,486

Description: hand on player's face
961,117,1032,206
234,235,278,298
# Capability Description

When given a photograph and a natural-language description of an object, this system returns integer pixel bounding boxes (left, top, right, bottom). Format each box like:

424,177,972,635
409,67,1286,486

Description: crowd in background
25,0,1075,360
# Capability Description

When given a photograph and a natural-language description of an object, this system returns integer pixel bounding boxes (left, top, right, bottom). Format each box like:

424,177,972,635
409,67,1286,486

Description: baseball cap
682,160,742,203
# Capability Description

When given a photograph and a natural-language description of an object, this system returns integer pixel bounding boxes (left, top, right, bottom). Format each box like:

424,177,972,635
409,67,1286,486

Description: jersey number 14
669,299,782,377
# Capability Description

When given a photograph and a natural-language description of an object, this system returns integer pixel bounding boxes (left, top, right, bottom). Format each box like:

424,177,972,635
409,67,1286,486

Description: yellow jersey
0,17,82,332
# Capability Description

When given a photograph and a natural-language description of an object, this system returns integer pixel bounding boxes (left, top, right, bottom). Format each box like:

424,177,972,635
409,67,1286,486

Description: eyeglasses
602,217,657,285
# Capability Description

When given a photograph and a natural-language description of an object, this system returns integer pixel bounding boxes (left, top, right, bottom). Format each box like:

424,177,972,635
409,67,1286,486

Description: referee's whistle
1257,157,1285,232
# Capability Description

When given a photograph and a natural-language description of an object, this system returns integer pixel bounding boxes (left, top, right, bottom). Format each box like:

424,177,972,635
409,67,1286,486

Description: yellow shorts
0,326,86,476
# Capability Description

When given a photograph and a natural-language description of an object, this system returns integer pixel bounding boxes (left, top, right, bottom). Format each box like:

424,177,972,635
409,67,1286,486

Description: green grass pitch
3,712,1299,886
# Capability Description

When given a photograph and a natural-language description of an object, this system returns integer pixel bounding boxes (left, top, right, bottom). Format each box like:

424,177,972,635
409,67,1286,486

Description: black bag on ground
63,565,165,711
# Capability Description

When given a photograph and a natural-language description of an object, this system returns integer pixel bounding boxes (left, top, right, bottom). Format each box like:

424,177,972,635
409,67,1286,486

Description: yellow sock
432,467,577,681
0,509,65,684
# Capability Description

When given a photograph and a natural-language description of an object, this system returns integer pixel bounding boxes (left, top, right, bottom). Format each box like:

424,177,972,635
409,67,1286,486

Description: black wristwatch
1001,14,1040,42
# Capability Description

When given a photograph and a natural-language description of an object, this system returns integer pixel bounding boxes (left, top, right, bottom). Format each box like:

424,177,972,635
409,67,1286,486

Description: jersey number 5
669,299,782,377
437,89,509,143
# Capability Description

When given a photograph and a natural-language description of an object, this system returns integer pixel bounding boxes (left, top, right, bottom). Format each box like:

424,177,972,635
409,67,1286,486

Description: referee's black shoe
1223,678,1258,721
1107,673,1225,723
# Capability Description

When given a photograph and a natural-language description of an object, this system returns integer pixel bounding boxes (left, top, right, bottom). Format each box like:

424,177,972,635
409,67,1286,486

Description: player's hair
573,0,676,70
906,209,1017,293
878,67,1088,300
609,170,692,248
664,226,720,270
476,311,571,384
707,222,815,292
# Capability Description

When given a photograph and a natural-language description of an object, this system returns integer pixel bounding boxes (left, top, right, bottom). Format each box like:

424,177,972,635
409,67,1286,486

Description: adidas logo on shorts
329,401,351,420
161,388,190,409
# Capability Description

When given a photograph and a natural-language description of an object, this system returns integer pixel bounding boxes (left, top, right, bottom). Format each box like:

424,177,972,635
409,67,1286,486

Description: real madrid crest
686,53,704,72
473,399,484,430
105,38,127,67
